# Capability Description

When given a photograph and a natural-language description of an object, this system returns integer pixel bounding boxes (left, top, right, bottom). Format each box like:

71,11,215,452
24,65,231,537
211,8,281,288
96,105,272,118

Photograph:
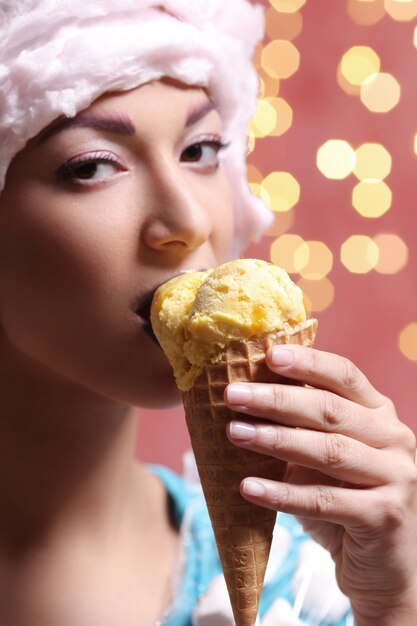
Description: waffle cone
182,318,318,626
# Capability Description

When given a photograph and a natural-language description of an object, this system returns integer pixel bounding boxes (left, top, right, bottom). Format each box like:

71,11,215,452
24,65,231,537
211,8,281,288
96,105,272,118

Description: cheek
0,190,128,350
208,173,235,258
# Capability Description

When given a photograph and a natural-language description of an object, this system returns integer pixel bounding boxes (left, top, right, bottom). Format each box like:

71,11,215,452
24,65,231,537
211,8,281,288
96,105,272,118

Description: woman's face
0,80,234,408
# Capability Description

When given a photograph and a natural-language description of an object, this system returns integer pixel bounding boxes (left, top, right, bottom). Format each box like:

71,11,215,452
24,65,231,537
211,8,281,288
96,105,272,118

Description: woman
0,1,416,625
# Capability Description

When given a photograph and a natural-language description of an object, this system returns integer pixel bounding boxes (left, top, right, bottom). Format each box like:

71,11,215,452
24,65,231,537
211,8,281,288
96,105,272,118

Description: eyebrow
36,98,217,145
185,99,216,127
36,113,136,144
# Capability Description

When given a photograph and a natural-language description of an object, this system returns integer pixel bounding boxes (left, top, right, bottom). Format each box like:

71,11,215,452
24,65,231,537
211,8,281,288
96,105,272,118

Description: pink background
137,0,417,473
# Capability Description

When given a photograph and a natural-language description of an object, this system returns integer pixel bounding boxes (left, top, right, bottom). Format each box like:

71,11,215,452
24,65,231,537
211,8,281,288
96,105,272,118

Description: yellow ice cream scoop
150,258,306,391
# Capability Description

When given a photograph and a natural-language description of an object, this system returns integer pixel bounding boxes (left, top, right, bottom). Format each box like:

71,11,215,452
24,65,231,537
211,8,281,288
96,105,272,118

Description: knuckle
270,383,291,414
324,433,348,469
397,423,417,456
320,391,343,429
313,486,334,517
340,357,362,392
381,394,397,415
305,349,320,379
398,462,417,491
270,485,290,510
261,425,286,454
376,492,405,532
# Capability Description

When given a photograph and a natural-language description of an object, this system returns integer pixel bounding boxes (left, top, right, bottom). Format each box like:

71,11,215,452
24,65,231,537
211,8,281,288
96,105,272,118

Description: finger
239,478,396,531
265,345,386,409
225,382,397,448
228,420,391,485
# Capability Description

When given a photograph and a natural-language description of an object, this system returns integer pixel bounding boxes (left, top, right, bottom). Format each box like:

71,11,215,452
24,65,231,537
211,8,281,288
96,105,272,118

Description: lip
135,268,207,344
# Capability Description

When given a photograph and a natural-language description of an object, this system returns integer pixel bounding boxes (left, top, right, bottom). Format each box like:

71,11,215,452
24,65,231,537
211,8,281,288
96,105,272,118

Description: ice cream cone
182,318,318,626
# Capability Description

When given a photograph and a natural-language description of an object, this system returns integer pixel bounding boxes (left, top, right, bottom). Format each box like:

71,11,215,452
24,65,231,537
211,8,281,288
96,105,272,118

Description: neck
0,342,151,559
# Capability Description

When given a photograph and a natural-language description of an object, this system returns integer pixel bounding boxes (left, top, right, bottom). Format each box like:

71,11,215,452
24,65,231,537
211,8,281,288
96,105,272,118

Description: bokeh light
294,241,334,279
270,233,305,273
399,323,417,361
352,181,392,217
247,164,264,185
340,46,381,87
341,235,379,273
360,72,401,112
264,211,296,237
250,98,277,138
259,72,281,98
247,131,256,155
374,233,409,274
265,6,303,40
347,0,386,26
385,0,417,21
354,143,392,181
269,98,294,136
261,40,301,79
298,277,335,313
269,0,306,13
262,172,301,212
317,140,356,179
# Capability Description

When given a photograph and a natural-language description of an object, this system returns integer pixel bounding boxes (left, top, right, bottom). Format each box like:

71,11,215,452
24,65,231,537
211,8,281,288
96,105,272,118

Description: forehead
35,80,217,146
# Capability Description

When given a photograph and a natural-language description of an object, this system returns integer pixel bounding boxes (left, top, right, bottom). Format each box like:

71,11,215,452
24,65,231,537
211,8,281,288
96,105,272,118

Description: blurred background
137,0,417,472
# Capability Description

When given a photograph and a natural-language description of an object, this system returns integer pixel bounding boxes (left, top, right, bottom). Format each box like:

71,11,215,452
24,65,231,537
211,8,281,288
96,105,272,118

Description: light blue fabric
149,465,352,626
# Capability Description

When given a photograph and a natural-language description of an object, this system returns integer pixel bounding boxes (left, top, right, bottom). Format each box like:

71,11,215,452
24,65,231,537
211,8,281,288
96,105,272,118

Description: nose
141,164,213,256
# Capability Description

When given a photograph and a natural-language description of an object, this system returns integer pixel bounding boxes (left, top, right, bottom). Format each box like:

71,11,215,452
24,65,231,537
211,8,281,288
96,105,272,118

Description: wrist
352,592,417,626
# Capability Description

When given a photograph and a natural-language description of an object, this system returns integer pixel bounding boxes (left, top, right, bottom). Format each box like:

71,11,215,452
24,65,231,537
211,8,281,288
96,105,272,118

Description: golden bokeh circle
269,0,307,13
265,6,303,41
337,63,361,96
385,0,417,21
295,241,334,279
347,0,386,26
261,40,301,80
399,323,417,361
354,143,392,181
262,172,301,212
352,181,392,217
341,235,379,273
340,46,381,86
250,99,277,138
247,132,256,155
270,233,305,273
374,233,409,274
264,210,296,238
317,140,356,179
269,98,294,136
247,164,264,186
360,72,401,112
298,277,335,313
258,70,281,98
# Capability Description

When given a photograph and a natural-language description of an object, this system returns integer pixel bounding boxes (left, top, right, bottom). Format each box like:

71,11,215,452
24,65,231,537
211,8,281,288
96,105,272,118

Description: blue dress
150,463,353,626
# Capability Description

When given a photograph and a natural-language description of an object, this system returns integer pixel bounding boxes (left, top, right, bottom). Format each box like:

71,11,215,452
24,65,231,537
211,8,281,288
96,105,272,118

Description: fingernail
229,421,256,440
271,347,295,367
243,479,266,497
226,383,253,406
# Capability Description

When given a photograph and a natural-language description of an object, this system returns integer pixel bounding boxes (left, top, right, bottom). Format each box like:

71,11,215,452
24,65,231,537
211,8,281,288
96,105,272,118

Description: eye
181,137,230,169
56,151,127,184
